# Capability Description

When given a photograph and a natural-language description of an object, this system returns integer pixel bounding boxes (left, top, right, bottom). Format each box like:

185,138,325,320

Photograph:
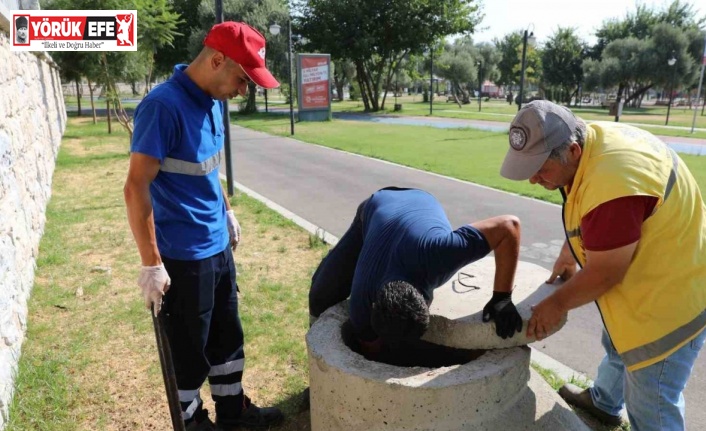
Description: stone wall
0,0,66,428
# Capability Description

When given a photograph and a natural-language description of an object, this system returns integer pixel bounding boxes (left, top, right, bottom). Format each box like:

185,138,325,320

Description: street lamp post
269,21,295,135
665,52,677,126
518,26,535,111
477,61,482,112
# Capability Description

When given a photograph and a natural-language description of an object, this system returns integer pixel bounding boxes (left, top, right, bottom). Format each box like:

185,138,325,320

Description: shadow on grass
56,152,127,167
272,389,311,431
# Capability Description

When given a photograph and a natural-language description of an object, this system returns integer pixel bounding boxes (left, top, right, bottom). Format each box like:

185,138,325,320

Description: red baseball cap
203,22,280,89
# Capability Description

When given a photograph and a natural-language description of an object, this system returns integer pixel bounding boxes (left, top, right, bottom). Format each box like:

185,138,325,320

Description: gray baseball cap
500,100,579,181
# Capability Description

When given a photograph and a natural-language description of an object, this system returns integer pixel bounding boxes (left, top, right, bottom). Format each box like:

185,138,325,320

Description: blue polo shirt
348,189,491,340
131,64,229,260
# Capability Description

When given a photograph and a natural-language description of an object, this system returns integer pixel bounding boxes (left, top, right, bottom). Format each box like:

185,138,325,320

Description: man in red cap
125,22,282,430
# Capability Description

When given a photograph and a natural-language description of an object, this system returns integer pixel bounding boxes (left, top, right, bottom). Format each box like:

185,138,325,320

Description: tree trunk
241,82,258,114
333,73,345,101
144,54,155,97
451,82,462,108
356,60,382,111
106,99,112,134
355,62,371,111
75,79,82,116
363,70,378,111
101,52,134,140
614,83,625,122
88,80,97,124
623,84,653,106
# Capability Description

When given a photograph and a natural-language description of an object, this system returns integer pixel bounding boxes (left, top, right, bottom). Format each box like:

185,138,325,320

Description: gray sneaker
558,383,624,426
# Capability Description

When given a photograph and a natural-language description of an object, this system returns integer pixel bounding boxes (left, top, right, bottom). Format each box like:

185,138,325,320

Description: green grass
6,119,135,430
232,113,706,203
530,362,591,391
326,96,706,139
64,95,140,110
6,117,324,430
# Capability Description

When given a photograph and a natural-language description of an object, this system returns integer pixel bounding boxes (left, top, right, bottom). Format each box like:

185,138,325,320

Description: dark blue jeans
309,198,367,318
591,327,706,430
162,247,245,424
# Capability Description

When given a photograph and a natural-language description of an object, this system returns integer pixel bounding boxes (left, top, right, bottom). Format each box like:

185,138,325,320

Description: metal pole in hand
152,305,185,431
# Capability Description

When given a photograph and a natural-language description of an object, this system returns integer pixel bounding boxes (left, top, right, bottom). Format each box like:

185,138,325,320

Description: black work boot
558,383,624,426
217,395,284,430
186,408,216,431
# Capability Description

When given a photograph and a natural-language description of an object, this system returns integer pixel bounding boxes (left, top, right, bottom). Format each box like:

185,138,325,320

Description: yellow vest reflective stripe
563,122,706,371
621,310,706,368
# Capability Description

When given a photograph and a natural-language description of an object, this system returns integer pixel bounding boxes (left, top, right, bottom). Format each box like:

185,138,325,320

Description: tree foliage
436,40,477,105
584,21,700,108
585,0,706,109
296,0,482,111
45,0,181,135
494,32,522,87
494,31,541,96
153,0,202,76
476,42,501,84
541,28,586,105
594,0,705,58
136,0,183,93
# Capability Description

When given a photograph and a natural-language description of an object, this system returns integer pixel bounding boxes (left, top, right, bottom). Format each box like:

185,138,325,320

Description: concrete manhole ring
307,303,531,430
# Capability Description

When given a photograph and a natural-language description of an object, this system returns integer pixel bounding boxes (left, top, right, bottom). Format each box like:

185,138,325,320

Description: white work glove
226,210,241,251
138,264,171,317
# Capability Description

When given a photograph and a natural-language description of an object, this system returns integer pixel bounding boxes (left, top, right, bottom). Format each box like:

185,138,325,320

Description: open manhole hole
341,320,486,368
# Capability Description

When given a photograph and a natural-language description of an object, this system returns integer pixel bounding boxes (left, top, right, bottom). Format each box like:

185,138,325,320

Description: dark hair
371,280,430,344
548,121,586,164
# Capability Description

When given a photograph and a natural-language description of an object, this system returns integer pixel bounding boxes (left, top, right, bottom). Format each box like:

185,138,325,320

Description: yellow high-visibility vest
563,121,706,371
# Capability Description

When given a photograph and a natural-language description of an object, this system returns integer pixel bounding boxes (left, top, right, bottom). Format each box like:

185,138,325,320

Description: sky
470,0,704,46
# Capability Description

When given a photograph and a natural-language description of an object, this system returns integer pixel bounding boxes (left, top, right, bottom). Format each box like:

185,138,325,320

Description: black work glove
482,291,523,339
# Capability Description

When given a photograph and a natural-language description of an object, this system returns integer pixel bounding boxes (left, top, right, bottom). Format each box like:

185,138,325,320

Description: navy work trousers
162,246,245,424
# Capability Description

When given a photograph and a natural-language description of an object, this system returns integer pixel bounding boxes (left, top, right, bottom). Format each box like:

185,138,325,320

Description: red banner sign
300,55,330,110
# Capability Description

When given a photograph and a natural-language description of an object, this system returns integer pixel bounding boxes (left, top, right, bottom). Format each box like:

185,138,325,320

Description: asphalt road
226,125,705,428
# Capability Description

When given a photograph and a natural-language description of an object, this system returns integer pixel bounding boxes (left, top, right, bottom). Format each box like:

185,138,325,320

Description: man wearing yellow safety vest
500,100,706,430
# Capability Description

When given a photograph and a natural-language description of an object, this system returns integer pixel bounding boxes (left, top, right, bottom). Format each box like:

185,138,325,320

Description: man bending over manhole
309,187,523,361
